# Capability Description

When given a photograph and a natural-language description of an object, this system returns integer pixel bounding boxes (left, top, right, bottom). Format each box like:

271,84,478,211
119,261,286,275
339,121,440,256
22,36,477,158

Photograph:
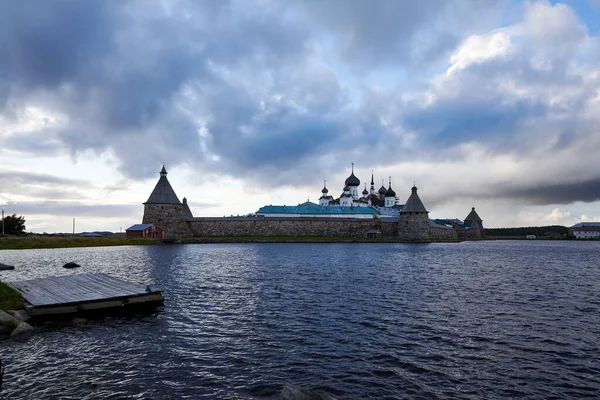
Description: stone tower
142,166,192,237
398,185,430,241
464,207,484,239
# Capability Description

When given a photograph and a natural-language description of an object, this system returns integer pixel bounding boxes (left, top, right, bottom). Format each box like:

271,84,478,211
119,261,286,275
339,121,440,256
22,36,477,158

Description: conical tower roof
464,207,482,223
144,165,182,205
182,197,194,219
400,186,428,213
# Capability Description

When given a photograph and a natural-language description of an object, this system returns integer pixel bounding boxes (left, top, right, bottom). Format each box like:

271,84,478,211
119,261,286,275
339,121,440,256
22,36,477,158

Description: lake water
1,241,599,399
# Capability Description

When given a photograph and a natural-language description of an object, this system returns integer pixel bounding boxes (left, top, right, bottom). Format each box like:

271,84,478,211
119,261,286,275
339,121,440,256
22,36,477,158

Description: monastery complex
142,166,485,242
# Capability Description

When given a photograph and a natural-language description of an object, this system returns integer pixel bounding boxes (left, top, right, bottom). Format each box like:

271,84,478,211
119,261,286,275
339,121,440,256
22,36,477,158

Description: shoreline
0,236,157,251
2,235,594,250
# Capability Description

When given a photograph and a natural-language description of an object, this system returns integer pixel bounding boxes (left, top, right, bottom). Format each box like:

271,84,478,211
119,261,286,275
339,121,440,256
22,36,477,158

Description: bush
2,214,26,235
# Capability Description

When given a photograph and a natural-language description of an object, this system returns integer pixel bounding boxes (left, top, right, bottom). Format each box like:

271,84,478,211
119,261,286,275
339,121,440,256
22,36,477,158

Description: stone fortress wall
190,218,383,238
144,199,468,242
183,216,458,242
430,225,460,241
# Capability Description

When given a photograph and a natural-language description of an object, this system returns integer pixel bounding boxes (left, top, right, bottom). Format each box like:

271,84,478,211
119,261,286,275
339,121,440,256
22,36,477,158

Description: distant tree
2,214,26,235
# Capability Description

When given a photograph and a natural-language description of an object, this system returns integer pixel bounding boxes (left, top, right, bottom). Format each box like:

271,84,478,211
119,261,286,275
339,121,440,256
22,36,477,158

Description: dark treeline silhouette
486,225,568,237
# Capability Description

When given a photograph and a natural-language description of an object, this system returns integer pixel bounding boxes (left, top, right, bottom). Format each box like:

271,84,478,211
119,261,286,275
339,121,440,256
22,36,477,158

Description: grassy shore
0,281,24,311
0,236,158,250
0,234,462,250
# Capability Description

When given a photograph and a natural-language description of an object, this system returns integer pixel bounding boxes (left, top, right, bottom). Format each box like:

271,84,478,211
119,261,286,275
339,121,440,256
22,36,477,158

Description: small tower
464,207,484,239
142,165,191,237
340,185,353,207
398,185,430,241
369,170,376,196
384,177,396,208
344,163,361,200
362,184,369,199
182,197,194,219
319,181,331,206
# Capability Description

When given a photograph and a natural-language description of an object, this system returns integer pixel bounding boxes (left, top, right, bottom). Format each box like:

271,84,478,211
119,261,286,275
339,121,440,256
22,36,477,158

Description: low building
126,223,164,239
569,222,600,239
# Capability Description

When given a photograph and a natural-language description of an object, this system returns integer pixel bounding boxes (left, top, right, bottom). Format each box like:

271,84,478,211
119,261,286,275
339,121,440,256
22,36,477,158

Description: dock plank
7,273,161,308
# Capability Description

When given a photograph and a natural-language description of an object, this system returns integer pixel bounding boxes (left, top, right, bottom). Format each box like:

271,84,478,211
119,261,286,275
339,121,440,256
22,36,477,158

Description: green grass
0,281,24,311
0,236,159,250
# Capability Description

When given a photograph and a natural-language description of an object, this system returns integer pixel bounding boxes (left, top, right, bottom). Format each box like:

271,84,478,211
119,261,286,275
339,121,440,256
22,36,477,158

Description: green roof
257,205,378,215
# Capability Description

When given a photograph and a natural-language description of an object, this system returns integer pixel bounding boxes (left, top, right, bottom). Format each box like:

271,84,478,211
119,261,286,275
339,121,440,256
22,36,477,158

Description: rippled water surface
1,241,600,399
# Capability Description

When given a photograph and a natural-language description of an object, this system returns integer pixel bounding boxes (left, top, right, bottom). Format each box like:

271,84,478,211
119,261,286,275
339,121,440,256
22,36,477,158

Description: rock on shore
10,321,34,341
8,310,31,323
0,311,18,330
0,310,34,341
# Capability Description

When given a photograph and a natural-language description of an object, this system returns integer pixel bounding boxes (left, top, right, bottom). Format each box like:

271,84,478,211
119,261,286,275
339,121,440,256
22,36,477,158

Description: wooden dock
7,273,164,317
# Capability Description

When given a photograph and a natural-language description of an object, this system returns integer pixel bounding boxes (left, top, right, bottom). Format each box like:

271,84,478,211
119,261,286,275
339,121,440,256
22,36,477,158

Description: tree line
485,225,568,237
1,214,26,235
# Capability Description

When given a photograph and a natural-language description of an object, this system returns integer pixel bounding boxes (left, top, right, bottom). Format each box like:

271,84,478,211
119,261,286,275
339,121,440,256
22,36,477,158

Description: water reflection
1,241,599,399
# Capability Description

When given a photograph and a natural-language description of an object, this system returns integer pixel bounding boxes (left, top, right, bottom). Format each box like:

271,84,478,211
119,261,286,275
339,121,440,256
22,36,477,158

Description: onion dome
344,164,360,187
321,180,328,194
343,185,350,192
385,177,396,197
362,184,368,195
378,185,386,195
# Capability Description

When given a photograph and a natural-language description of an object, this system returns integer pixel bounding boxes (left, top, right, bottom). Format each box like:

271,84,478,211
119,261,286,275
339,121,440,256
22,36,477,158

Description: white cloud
578,214,600,222
448,31,511,74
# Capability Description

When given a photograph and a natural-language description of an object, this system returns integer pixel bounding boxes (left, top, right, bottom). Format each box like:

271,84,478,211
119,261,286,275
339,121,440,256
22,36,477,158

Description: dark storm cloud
0,201,138,218
0,1,118,90
0,171,89,187
504,178,600,205
3,130,64,155
0,171,91,200
403,96,548,147
297,0,443,66
297,0,505,69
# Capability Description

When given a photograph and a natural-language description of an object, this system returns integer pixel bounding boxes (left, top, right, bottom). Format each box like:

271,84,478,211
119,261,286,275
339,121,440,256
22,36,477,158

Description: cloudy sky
1,0,600,233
